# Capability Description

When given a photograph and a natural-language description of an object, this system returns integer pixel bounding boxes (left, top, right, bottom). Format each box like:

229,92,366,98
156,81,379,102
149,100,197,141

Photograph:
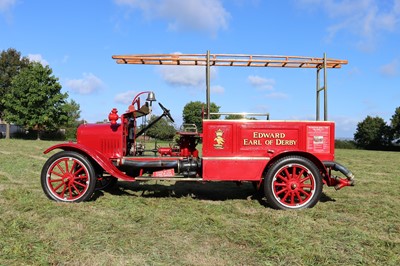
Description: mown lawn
0,139,399,265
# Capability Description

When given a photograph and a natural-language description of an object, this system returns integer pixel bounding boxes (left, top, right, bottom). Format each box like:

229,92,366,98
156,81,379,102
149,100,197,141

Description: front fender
44,142,135,181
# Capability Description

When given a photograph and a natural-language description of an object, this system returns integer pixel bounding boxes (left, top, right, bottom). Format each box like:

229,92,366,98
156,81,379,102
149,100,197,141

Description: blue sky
1,0,399,138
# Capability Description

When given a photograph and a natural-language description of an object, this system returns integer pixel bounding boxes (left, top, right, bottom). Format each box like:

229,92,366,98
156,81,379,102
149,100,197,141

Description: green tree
225,114,245,120
390,107,400,143
354,115,392,149
145,115,176,140
3,62,69,139
182,101,220,132
0,48,29,138
62,99,81,139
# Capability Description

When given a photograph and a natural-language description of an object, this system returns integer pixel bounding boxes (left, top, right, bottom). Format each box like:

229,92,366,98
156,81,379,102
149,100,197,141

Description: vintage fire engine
41,52,354,210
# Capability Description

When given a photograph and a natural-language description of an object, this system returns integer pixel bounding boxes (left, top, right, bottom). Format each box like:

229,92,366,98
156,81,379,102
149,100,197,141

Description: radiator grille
100,138,121,156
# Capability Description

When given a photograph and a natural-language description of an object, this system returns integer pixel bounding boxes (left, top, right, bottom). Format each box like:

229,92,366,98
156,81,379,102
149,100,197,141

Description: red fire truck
41,52,354,210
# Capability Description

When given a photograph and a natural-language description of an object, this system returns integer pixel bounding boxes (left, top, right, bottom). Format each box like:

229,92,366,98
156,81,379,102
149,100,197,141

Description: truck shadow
94,181,336,205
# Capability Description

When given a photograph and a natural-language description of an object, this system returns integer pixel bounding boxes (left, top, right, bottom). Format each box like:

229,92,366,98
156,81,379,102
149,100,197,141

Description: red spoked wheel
264,156,322,210
41,151,97,202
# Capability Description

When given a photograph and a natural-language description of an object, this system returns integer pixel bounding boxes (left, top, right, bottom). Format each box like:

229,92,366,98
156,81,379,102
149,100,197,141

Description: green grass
0,139,399,265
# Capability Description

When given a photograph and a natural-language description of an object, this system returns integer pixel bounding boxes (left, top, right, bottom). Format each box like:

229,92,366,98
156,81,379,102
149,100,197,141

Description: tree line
3,47,398,149
0,48,80,139
353,107,400,150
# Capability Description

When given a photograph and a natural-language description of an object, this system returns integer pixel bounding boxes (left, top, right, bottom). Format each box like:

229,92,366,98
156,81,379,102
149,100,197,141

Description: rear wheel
41,151,97,202
264,156,322,210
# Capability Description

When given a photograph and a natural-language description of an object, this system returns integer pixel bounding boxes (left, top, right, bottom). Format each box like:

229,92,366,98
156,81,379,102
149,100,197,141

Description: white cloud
27,54,49,66
348,67,362,76
114,90,137,104
380,59,399,77
248,75,275,90
65,73,104,94
115,0,230,36
158,64,216,88
62,55,70,64
297,0,400,50
265,92,288,99
0,0,16,12
159,66,204,87
211,85,224,94
331,115,359,138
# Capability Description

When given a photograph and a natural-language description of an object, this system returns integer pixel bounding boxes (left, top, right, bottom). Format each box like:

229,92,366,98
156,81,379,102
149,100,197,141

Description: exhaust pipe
121,158,178,169
323,161,355,190
120,158,201,177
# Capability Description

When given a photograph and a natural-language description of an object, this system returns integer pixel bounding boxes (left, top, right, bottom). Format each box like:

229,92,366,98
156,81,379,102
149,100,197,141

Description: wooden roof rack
112,51,348,121
112,53,347,69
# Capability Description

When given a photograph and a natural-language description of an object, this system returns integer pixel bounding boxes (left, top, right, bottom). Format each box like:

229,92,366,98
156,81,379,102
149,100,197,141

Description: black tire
264,156,322,210
41,151,97,202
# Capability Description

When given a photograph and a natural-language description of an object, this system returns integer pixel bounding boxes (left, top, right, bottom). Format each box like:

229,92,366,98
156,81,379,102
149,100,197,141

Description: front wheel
41,151,97,202
264,156,322,210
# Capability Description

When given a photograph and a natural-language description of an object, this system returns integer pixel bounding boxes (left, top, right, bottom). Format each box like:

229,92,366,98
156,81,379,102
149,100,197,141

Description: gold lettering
276,139,297,146
264,140,273,145
243,138,262,146
253,132,286,138
250,139,262,146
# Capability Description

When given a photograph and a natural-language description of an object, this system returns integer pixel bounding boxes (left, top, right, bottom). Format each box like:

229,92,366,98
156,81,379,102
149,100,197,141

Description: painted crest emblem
213,129,225,149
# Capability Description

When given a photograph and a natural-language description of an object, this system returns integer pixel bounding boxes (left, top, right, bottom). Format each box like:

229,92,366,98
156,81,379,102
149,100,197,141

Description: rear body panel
201,120,334,180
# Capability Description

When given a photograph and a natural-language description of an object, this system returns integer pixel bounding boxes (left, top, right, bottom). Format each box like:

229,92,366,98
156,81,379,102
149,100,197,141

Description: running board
135,177,203,182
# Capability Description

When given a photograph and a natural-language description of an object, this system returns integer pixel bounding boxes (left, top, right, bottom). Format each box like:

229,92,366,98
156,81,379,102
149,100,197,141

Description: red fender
43,143,135,181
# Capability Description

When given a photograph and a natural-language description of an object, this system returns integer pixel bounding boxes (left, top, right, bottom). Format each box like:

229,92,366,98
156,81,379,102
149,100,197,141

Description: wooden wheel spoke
300,183,313,189
50,170,64,178
53,181,66,191
299,175,311,184
284,168,291,179
290,191,295,203
276,187,288,196
71,183,84,196
70,161,78,174
73,167,85,176
280,191,292,202
291,166,298,179
298,188,311,197
73,180,87,189
277,174,288,182
64,159,70,173
295,168,305,180
68,185,73,200
56,163,66,174
49,177,63,183
294,191,305,203
60,183,67,198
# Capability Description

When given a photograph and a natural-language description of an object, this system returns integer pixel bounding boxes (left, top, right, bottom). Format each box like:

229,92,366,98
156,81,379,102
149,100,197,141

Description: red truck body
41,52,354,210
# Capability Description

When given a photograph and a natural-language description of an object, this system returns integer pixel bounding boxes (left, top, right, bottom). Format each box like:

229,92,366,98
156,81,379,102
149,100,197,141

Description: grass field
0,139,399,265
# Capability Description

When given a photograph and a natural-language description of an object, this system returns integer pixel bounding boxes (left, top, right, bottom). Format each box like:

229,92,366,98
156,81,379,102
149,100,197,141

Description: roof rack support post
206,50,211,119
316,68,321,121
316,53,329,121
324,52,328,121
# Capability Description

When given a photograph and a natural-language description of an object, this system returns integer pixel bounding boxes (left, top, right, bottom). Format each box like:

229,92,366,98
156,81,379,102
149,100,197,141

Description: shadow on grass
319,192,336,203
96,181,259,201
93,181,336,207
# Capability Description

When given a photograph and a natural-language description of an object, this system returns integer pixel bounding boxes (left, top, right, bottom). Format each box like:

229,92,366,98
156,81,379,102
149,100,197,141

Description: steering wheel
158,102,175,123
